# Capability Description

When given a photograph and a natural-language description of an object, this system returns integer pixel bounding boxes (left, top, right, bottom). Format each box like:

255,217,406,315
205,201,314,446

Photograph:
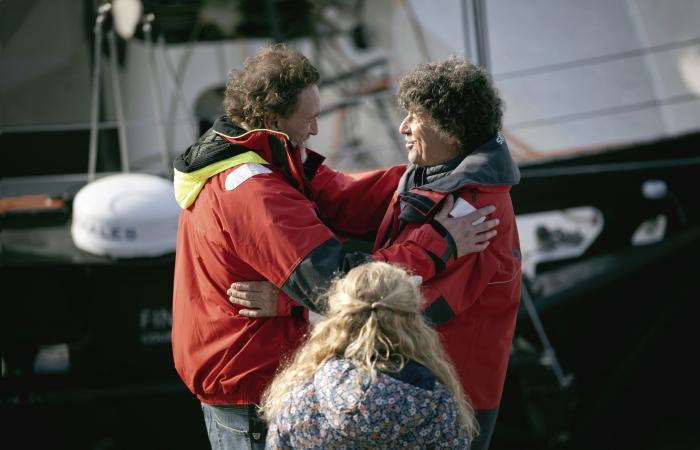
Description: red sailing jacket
171,116,459,405
373,134,522,411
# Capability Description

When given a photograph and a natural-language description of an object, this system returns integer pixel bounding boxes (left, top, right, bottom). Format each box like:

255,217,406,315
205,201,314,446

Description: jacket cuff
404,223,457,275
428,219,458,262
277,291,307,319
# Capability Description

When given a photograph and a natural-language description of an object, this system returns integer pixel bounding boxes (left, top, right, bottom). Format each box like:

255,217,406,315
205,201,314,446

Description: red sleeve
276,290,309,319
217,172,336,288
372,222,460,282
311,164,406,237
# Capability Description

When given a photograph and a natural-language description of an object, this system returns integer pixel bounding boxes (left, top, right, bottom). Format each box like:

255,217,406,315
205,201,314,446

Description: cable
495,36,700,81
87,4,110,182
506,93,700,131
520,280,572,389
107,29,130,172
1,118,195,134
520,156,700,178
159,24,200,148
143,13,171,175
401,0,431,61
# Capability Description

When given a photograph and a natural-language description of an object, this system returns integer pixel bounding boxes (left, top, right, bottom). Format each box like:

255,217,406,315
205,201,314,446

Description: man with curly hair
171,45,498,450
372,56,522,449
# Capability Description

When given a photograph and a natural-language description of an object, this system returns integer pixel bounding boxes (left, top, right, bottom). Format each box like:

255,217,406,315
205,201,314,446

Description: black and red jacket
374,134,522,421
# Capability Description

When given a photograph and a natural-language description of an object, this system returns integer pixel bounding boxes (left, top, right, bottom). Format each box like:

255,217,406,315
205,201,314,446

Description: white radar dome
71,173,180,258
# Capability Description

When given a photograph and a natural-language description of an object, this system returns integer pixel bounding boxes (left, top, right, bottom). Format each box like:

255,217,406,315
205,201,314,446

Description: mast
460,0,491,72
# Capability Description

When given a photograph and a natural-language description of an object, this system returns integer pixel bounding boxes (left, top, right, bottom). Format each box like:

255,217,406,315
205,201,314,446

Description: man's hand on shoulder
434,196,499,258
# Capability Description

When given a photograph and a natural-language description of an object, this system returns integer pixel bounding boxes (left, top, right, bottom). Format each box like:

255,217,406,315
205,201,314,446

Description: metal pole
521,280,573,388
473,0,491,72
88,3,111,182
143,13,171,175
107,28,130,172
265,0,284,42
460,0,474,62
461,0,491,72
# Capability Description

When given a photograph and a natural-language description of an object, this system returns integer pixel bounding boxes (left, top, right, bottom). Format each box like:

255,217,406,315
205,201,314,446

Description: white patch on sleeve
225,163,272,191
450,197,486,224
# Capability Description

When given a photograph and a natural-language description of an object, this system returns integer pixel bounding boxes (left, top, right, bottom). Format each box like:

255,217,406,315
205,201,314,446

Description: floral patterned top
266,358,470,449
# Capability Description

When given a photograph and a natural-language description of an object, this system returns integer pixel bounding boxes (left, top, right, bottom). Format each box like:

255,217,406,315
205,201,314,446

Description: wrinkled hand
433,196,499,258
227,281,279,318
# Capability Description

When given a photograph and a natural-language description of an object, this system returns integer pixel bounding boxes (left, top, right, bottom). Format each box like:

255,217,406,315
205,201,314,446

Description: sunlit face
399,111,460,167
274,84,320,148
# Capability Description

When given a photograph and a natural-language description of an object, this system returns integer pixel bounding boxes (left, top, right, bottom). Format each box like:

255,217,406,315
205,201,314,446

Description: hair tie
370,302,381,311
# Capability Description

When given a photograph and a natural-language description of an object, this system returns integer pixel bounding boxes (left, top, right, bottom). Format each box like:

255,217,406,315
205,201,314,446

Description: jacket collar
397,132,521,194
173,115,293,173
172,116,326,208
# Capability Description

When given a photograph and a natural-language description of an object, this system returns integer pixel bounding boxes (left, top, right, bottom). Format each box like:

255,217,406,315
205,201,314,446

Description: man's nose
399,116,409,134
310,119,318,136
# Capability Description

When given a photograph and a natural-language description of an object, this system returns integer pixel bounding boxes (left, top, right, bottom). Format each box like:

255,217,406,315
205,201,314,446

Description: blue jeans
201,403,267,450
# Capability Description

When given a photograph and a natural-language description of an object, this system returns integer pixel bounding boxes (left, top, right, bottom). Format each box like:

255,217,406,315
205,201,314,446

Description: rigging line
143,13,170,175
318,42,357,102
315,39,356,165
506,93,700,131
366,96,405,157
1,117,196,134
107,29,130,172
494,36,700,81
520,282,571,389
520,156,700,178
87,4,108,183
315,37,349,86
320,57,388,88
2,171,165,185
319,38,388,100
321,37,355,77
322,35,386,88
319,90,396,116
159,23,200,145
401,0,431,61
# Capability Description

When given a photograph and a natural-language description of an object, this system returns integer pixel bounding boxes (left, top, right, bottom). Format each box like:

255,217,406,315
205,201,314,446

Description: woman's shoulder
313,358,371,399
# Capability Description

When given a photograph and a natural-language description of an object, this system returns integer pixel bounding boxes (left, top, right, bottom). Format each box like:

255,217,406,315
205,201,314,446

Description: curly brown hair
223,44,320,129
398,56,503,154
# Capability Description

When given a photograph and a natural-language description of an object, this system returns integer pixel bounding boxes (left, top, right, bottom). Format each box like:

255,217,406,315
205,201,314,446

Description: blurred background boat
1,1,699,449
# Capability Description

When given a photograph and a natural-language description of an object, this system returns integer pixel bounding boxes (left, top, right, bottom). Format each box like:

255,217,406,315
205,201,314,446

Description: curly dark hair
398,56,503,154
224,44,320,129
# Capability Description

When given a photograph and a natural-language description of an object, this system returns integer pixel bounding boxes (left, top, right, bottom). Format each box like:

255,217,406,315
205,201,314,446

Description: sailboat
2,0,699,448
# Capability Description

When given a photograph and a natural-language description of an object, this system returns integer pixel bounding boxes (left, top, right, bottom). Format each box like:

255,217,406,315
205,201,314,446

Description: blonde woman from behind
260,261,478,449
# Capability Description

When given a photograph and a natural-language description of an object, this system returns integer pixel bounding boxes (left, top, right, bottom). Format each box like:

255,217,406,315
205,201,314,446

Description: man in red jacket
233,56,521,450
172,44,498,450
375,56,521,450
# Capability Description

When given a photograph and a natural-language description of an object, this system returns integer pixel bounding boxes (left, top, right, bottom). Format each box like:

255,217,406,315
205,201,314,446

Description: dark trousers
472,407,499,450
